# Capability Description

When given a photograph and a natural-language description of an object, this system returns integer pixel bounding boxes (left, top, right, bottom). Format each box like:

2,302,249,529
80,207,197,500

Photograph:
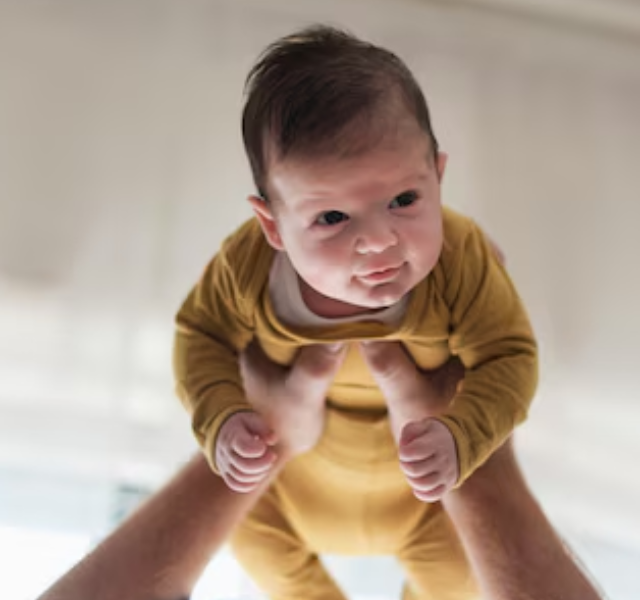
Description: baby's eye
389,191,419,209
316,211,349,226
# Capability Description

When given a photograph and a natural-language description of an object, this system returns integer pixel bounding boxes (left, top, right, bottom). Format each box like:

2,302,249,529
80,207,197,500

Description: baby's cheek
300,255,337,291
316,243,347,272
411,233,441,273
294,238,349,291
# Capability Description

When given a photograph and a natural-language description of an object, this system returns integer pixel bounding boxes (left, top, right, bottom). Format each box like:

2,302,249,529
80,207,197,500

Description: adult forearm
37,453,282,600
442,439,604,600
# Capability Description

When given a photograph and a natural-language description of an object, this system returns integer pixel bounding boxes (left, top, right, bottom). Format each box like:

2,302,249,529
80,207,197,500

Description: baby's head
243,25,446,317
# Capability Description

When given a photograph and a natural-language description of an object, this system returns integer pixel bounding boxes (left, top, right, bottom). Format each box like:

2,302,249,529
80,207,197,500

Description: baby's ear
436,152,448,183
247,195,284,250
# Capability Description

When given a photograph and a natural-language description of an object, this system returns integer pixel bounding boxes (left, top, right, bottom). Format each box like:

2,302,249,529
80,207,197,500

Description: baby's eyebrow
295,170,431,209
297,195,333,209
409,168,432,181
392,171,430,189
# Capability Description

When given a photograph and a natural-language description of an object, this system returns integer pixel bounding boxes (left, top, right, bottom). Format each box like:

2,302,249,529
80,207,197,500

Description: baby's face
252,128,445,317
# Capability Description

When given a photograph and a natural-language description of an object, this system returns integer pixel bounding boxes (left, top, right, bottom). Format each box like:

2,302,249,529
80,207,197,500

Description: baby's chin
344,282,412,310
304,276,414,317
359,290,407,309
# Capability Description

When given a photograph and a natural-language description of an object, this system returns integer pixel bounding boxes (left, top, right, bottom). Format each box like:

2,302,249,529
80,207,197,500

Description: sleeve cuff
433,415,473,489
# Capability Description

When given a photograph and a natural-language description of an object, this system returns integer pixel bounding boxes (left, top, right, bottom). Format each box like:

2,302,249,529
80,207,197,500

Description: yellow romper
173,207,538,600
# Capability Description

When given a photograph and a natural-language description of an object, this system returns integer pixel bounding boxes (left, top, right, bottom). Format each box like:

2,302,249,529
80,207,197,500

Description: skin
36,344,346,600
215,344,347,493
355,340,604,600
38,344,604,600
36,455,263,600
37,120,603,600
218,122,458,500
251,121,445,316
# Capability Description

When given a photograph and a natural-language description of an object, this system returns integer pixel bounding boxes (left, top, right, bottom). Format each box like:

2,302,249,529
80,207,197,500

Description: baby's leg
396,502,479,600
230,484,347,600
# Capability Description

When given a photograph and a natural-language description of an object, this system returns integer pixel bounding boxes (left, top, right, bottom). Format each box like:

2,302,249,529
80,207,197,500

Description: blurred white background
1,0,640,598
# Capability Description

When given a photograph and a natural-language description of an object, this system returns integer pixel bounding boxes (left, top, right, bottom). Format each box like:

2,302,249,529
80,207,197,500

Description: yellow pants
230,408,479,600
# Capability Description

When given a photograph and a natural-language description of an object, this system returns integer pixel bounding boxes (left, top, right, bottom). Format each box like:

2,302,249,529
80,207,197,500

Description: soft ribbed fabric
174,206,537,482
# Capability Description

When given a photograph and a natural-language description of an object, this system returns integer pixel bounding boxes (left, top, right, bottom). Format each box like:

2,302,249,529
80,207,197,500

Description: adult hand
359,342,464,436
239,341,346,459
359,342,465,502
358,233,505,500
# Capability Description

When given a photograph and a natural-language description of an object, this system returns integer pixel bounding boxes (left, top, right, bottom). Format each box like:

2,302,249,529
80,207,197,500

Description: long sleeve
437,219,538,485
173,219,271,472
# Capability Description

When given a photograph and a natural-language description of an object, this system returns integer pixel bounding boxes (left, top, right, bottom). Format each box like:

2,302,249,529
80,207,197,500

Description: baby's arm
173,223,275,490
438,220,538,484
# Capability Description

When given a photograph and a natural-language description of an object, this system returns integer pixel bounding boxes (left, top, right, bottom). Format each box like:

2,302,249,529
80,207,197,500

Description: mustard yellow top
173,207,538,484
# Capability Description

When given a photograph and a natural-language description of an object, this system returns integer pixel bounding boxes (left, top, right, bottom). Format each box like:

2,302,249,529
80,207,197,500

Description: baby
174,25,538,600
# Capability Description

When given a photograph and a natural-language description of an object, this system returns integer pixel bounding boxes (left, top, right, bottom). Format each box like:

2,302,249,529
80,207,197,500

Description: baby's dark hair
242,25,439,198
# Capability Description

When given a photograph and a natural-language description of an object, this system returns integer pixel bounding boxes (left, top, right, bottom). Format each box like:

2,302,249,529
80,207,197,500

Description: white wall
1,0,640,595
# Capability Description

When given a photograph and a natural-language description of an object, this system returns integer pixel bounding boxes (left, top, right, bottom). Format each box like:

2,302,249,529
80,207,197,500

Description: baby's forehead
267,134,434,206
295,128,432,168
